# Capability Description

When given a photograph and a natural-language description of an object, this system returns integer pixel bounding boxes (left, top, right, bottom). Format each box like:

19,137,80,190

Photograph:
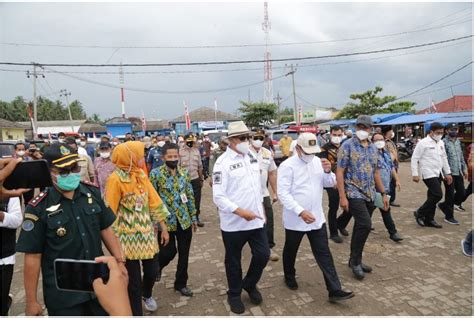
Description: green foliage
87,113,103,123
238,101,278,128
335,86,416,119
0,96,87,121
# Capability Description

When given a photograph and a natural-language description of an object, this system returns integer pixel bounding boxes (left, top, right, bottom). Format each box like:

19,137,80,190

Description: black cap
430,122,444,131
43,144,85,168
381,125,394,134
99,141,112,149
356,115,373,128
445,123,459,130
65,136,76,145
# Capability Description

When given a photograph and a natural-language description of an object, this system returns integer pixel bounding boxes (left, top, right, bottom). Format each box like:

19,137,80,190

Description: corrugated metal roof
427,111,473,124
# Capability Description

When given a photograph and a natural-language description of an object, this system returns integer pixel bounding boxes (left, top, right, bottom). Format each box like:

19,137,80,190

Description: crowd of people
0,115,472,316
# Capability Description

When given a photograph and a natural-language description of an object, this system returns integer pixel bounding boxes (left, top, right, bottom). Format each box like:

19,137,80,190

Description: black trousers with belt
263,196,275,248
1,264,14,316
191,178,202,217
348,199,376,265
282,225,342,293
221,227,270,298
125,255,159,316
418,176,443,222
158,226,193,290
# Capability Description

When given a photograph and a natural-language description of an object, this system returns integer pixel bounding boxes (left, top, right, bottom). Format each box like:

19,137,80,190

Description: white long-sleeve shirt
411,136,451,179
278,154,336,231
212,147,265,232
0,197,22,265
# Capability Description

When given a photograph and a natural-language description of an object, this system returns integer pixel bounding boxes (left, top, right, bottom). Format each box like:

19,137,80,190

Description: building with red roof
417,95,473,114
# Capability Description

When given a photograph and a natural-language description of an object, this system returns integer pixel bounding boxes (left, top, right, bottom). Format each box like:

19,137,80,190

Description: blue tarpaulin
326,112,410,126
379,113,447,126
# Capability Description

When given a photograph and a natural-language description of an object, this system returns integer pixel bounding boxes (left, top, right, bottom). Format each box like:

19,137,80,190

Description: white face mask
157,141,165,147
235,141,250,154
251,139,263,148
100,152,111,159
356,130,369,140
58,138,65,143
112,142,118,146
300,152,315,163
374,141,386,149
80,141,86,147
431,134,442,142
331,136,342,145
17,150,25,157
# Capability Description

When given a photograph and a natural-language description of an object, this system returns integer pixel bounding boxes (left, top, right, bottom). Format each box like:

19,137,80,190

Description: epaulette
81,180,99,188
28,190,48,207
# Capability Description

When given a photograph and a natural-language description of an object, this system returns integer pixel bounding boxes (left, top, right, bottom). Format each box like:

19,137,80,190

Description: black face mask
165,160,179,169
186,141,194,148
165,141,170,144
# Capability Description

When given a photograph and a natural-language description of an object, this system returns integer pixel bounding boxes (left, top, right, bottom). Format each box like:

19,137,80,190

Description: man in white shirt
411,122,453,228
212,121,270,314
249,130,279,262
278,133,354,303
0,197,22,316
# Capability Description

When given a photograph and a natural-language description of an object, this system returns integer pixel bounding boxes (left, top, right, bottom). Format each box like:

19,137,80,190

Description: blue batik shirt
337,137,382,202
378,149,394,191
147,146,164,170
443,136,467,176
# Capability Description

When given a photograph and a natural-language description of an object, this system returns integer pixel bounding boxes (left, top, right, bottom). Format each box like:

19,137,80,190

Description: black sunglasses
238,136,249,141
56,164,81,177
253,136,264,141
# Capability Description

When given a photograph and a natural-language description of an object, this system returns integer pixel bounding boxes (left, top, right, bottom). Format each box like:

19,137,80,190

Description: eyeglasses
56,164,81,177
253,136,264,141
238,136,249,141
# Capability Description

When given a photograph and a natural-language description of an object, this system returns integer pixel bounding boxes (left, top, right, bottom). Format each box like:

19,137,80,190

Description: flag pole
214,98,218,131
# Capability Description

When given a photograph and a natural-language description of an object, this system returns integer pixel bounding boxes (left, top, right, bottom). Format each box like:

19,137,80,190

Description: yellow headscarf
111,141,145,174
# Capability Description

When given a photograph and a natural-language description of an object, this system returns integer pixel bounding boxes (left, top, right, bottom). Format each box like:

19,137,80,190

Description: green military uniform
209,147,226,176
16,181,116,315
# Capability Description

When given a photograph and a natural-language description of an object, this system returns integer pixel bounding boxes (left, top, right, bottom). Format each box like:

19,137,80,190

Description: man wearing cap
180,133,205,227
278,133,354,303
250,129,279,262
94,141,116,194
209,136,229,186
382,125,401,207
438,123,467,223
212,121,270,314
336,115,389,280
411,122,453,228
65,137,96,183
16,143,125,316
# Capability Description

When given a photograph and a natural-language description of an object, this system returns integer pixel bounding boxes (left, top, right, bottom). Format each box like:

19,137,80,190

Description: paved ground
9,162,473,316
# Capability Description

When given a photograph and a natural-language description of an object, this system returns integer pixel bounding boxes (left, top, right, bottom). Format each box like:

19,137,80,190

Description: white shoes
143,297,158,312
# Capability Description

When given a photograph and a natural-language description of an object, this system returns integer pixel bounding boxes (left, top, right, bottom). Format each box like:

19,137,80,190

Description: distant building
417,95,473,114
104,117,133,137
78,121,107,138
0,119,28,141
19,120,86,139
170,106,240,135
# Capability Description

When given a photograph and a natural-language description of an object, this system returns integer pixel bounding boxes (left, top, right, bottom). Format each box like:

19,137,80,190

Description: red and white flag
431,100,437,113
141,110,147,133
184,101,191,130
93,131,97,139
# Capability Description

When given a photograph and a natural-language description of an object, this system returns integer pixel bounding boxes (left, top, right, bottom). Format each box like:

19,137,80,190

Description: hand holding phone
54,258,109,293
3,160,52,190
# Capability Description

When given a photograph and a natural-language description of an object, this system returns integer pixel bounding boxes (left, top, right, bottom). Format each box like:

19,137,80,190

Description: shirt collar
227,146,244,159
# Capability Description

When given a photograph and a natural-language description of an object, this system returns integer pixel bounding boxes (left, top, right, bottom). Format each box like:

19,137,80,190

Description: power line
1,35,471,68
405,80,472,98
395,61,473,100
1,18,470,49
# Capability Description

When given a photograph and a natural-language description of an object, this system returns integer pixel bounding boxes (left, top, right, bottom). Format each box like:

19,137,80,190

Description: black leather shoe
338,228,349,236
227,296,245,314
390,232,403,242
285,276,298,290
424,220,442,228
329,290,354,303
176,287,193,297
197,220,205,227
350,264,365,280
348,260,372,273
390,202,401,207
414,211,425,227
243,287,263,305
330,235,343,243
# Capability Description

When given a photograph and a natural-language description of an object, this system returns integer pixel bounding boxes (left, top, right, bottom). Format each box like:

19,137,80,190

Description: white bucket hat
227,121,251,138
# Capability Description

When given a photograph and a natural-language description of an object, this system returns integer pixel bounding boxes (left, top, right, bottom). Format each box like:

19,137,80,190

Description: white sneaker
143,297,158,312
454,204,466,212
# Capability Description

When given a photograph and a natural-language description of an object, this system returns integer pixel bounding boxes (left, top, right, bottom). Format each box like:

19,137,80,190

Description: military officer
16,143,125,316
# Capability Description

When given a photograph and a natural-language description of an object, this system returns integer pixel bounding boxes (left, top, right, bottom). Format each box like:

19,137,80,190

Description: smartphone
2,160,52,190
54,258,109,293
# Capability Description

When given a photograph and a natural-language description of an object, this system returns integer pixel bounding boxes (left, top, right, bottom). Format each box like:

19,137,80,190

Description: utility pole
285,64,298,122
274,92,282,125
26,63,44,133
248,89,251,103
60,89,74,132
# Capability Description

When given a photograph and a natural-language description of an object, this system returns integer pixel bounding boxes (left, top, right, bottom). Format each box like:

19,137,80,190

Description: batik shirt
149,165,197,232
94,157,116,194
443,136,467,176
337,137,382,201
377,149,394,191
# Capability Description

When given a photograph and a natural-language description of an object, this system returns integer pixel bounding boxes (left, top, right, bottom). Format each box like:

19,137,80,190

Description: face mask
448,131,457,138
186,141,194,148
165,140,170,144
432,134,442,142
100,152,111,159
58,138,65,143
17,150,25,157
80,141,86,147
56,173,81,191
356,130,369,140
165,160,179,169
236,141,250,154
300,152,315,163
374,141,385,149
251,139,264,148
157,141,166,147
331,136,342,144
112,142,118,146
178,141,185,147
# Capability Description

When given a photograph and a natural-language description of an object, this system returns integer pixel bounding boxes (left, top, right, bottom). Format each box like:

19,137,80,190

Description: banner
197,121,225,129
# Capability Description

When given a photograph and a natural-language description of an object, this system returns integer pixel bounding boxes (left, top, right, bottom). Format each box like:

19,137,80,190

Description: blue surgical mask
56,173,81,191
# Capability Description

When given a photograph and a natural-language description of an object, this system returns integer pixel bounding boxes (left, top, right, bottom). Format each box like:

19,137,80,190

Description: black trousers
418,177,443,222
125,255,159,316
282,225,342,293
203,157,210,178
263,196,275,248
221,227,270,298
369,207,397,235
1,264,14,316
191,178,202,217
389,177,397,203
325,187,347,237
348,199,376,265
441,174,466,208
158,226,192,289
47,298,107,316
462,182,473,202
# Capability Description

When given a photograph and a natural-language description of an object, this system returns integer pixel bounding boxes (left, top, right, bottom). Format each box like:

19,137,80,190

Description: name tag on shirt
229,162,243,170
135,197,144,212
180,193,188,204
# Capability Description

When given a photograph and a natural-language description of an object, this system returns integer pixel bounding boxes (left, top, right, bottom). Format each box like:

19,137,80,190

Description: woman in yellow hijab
105,141,170,315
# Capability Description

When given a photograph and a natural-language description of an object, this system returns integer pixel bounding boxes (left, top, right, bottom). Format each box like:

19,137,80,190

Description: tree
335,86,416,119
238,101,277,128
88,113,102,123
68,100,87,120
279,107,295,124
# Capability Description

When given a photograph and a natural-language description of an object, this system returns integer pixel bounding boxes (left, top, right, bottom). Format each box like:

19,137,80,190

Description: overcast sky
0,1,472,120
